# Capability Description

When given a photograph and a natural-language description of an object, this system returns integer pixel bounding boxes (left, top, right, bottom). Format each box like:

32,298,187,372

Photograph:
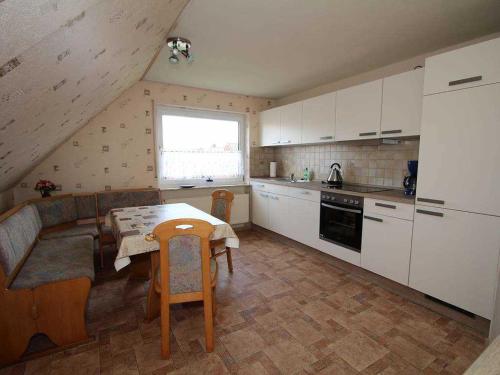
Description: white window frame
154,105,246,188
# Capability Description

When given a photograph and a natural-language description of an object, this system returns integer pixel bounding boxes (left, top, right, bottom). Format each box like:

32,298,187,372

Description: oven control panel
321,192,363,208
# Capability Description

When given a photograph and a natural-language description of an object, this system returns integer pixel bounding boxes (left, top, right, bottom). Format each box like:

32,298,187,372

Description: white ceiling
0,0,188,192
145,0,500,98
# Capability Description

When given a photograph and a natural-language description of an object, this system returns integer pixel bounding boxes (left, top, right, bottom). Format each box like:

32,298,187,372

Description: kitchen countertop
250,178,415,204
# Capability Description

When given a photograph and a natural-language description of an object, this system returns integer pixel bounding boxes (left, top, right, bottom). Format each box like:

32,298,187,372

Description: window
155,106,246,187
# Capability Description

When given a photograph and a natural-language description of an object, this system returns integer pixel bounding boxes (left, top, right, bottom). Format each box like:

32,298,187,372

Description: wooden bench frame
0,204,91,366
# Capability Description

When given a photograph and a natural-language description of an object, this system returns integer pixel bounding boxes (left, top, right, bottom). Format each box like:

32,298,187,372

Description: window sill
161,182,249,192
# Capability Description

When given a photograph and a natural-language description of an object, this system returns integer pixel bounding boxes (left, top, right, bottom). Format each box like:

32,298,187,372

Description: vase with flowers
34,180,56,198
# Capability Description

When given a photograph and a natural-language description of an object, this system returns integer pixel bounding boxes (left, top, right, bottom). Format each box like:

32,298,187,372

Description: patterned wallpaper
14,81,273,203
0,0,189,192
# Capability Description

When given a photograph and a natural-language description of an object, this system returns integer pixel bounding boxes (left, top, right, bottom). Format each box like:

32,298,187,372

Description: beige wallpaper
14,81,273,203
0,0,189,192
273,140,419,188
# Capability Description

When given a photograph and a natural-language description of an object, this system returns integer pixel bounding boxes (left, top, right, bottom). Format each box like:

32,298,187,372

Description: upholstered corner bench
0,203,95,366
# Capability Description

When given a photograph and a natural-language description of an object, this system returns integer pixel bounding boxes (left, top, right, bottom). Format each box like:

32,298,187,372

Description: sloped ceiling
0,0,189,192
145,0,500,98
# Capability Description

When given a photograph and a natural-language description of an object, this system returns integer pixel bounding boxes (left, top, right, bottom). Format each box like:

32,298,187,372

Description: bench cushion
34,196,77,228
41,223,99,240
97,189,160,216
11,235,95,290
0,205,41,276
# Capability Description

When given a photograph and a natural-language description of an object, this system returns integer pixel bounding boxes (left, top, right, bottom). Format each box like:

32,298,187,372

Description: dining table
105,202,240,320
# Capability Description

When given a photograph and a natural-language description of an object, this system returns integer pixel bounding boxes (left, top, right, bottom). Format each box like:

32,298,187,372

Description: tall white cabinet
410,37,500,319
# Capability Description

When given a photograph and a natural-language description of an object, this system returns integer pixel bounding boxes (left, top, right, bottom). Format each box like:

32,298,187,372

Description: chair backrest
153,219,214,296
210,190,234,223
97,188,161,218
0,204,42,282
31,194,77,229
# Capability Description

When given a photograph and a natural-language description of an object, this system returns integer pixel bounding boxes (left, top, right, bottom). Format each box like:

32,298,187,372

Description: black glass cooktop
321,182,390,193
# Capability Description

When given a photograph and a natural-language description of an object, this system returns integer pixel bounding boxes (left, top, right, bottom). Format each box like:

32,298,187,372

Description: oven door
319,201,363,252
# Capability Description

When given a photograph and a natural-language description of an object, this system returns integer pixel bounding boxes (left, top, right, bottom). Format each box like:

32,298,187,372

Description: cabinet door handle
359,132,377,136
417,197,445,205
300,191,311,195
375,202,396,209
272,141,281,145
449,75,482,86
381,129,402,135
364,215,383,222
416,209,444,217
281,140,291,144
260,193,268,198
319,136,333,140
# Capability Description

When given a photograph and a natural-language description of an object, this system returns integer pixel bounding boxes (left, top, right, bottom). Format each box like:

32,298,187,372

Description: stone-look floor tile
383,335,436,370
332,331,390,371
263,340,317,374
7,230,488,375
220,327,267,361
49,348,100,375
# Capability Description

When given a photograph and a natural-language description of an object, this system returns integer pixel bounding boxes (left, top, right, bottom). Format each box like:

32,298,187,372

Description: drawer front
265,183,290,196
287,187,320,202
424,37,500,95
250,181,268,192
364,198,414,221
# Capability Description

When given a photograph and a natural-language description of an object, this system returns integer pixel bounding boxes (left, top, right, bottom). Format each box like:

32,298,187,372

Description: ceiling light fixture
167,37,193,64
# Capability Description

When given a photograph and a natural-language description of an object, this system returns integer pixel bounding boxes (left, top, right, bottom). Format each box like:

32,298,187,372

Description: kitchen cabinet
251,189,269,228
424,37,500,96
410,206,500,319
288,197,320,248
268,193,291,237
279,102,302,145
381,69,424,137
259,107,281,146
301,92,335,144
361,212,413,285
336,79,382,141
416,83,500,216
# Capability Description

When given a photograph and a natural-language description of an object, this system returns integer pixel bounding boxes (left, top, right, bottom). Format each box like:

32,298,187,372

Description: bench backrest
96,189,161,217
32,195,77,229
0,204,42,282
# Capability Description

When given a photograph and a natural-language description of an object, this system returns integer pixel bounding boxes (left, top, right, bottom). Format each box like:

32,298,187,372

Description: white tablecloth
106,203,239,271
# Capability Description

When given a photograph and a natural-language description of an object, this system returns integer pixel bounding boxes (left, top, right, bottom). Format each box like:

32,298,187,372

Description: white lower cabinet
268,193,290,237
251,190,269,228
410,206,500,319
288,198,320,249
361,213,413,285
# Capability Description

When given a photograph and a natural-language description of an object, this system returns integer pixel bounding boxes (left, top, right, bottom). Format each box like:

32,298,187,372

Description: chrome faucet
290,173,296,182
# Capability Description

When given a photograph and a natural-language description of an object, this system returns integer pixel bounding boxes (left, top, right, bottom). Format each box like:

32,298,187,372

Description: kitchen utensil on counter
327,163,343,187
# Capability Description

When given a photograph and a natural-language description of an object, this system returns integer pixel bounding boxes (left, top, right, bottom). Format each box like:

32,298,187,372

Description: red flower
34,180,56,191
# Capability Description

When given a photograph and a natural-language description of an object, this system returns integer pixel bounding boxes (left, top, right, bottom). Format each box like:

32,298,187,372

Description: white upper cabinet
301,92,336,144
381,69,424,137
279,102,302,145
259,107,281,146
416,83,500,216
424,37,500,96
336,79,383,141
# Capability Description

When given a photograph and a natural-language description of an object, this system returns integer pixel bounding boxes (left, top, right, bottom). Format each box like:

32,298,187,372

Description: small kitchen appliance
326,163,343,187
403,160,418,196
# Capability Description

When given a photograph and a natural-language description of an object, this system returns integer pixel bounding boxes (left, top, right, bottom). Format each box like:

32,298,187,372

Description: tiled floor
1,230,487,374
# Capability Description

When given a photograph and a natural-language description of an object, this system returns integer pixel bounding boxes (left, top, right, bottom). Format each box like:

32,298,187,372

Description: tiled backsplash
252,139,419,188
250,147,276,177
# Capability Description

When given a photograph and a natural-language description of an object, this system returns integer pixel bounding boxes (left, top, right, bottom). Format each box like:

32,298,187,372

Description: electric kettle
327,163,343,187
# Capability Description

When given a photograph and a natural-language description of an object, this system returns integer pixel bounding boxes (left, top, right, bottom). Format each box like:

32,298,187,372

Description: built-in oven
319,191,363,252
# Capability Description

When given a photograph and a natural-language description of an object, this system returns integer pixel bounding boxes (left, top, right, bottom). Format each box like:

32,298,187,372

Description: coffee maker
403,160,418,196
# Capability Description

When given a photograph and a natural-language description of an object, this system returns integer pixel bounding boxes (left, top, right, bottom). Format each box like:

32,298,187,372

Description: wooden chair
152,219,217,359
210,189,234,273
